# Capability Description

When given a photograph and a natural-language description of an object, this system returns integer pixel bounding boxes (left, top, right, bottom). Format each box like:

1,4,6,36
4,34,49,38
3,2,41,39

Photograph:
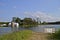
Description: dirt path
27,32,48,40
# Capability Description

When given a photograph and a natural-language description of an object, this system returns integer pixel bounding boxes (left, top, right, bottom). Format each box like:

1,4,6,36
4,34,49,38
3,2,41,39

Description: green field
0,30,32,40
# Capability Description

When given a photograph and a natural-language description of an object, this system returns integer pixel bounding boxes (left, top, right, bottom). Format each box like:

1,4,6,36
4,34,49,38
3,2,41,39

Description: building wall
44,28,55,33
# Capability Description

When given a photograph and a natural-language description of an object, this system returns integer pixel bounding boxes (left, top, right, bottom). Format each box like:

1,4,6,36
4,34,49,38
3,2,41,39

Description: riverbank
27,32,48,40
0,30,49,40
0,30,32,40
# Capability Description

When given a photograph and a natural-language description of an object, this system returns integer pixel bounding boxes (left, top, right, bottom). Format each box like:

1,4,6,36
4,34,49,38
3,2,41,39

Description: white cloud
24,11,60,22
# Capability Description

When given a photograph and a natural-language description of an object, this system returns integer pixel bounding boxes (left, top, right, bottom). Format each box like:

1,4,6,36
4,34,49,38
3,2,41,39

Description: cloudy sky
0,0,60,22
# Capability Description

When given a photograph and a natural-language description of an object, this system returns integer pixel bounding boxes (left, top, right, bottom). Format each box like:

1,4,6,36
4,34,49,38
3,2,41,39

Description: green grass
0,30,32,40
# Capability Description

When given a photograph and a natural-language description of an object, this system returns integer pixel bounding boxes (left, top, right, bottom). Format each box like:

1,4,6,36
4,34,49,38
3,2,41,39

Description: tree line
12,17,38,27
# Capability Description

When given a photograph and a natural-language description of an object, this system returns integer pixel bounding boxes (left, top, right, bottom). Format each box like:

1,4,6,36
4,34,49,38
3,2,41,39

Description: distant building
44,27,55,33
8,22,19,28
8,22,11,26
0,24,7,27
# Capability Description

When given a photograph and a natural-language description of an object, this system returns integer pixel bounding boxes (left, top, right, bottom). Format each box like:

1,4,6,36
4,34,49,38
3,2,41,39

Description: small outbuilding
8,22,19,28
44,27,55,33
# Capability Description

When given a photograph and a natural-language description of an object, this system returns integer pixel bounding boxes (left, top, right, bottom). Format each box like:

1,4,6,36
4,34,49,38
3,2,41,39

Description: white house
13,22,19,28
8,23,11,26
8,22,19,28
44,27,55,33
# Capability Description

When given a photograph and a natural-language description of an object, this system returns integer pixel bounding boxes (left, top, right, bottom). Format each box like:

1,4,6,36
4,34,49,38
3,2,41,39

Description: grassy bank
0,30,32,40
48,29,60,40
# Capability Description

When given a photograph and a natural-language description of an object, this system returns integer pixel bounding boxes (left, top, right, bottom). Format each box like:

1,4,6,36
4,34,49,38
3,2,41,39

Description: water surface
0,25,60,35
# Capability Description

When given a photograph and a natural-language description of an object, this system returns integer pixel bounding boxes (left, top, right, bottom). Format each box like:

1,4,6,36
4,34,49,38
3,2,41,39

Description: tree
12,17,17,22
15,17,21,24
32,19,37,25
12,17,21,25
23,18,33,25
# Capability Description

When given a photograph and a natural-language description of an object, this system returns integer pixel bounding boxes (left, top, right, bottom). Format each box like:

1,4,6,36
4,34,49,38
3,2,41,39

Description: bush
49,30,60,40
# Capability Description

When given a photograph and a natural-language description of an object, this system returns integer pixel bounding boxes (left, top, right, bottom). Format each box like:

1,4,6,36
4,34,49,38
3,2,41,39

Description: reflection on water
0,27,12,35
0,25,60,35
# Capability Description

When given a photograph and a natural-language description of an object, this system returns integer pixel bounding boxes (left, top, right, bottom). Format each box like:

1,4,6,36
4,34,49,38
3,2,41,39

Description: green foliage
15,17,21,25
0,22,9,27
49,30,60,40
0,30,32,40
23,18,33,25
23,18,37,25
12,17,37,25
0,22,9,24
11,17,38,27
12,17,21,23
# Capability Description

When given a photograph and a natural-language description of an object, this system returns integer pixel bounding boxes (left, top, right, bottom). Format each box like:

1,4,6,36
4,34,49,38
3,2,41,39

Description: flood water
0,25,60,35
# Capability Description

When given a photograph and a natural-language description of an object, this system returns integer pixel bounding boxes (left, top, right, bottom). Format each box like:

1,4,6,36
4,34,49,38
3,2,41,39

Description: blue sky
0,0,60,22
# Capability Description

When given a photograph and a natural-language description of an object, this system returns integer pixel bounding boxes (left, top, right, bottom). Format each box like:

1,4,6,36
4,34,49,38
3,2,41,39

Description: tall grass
0,30,32,40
